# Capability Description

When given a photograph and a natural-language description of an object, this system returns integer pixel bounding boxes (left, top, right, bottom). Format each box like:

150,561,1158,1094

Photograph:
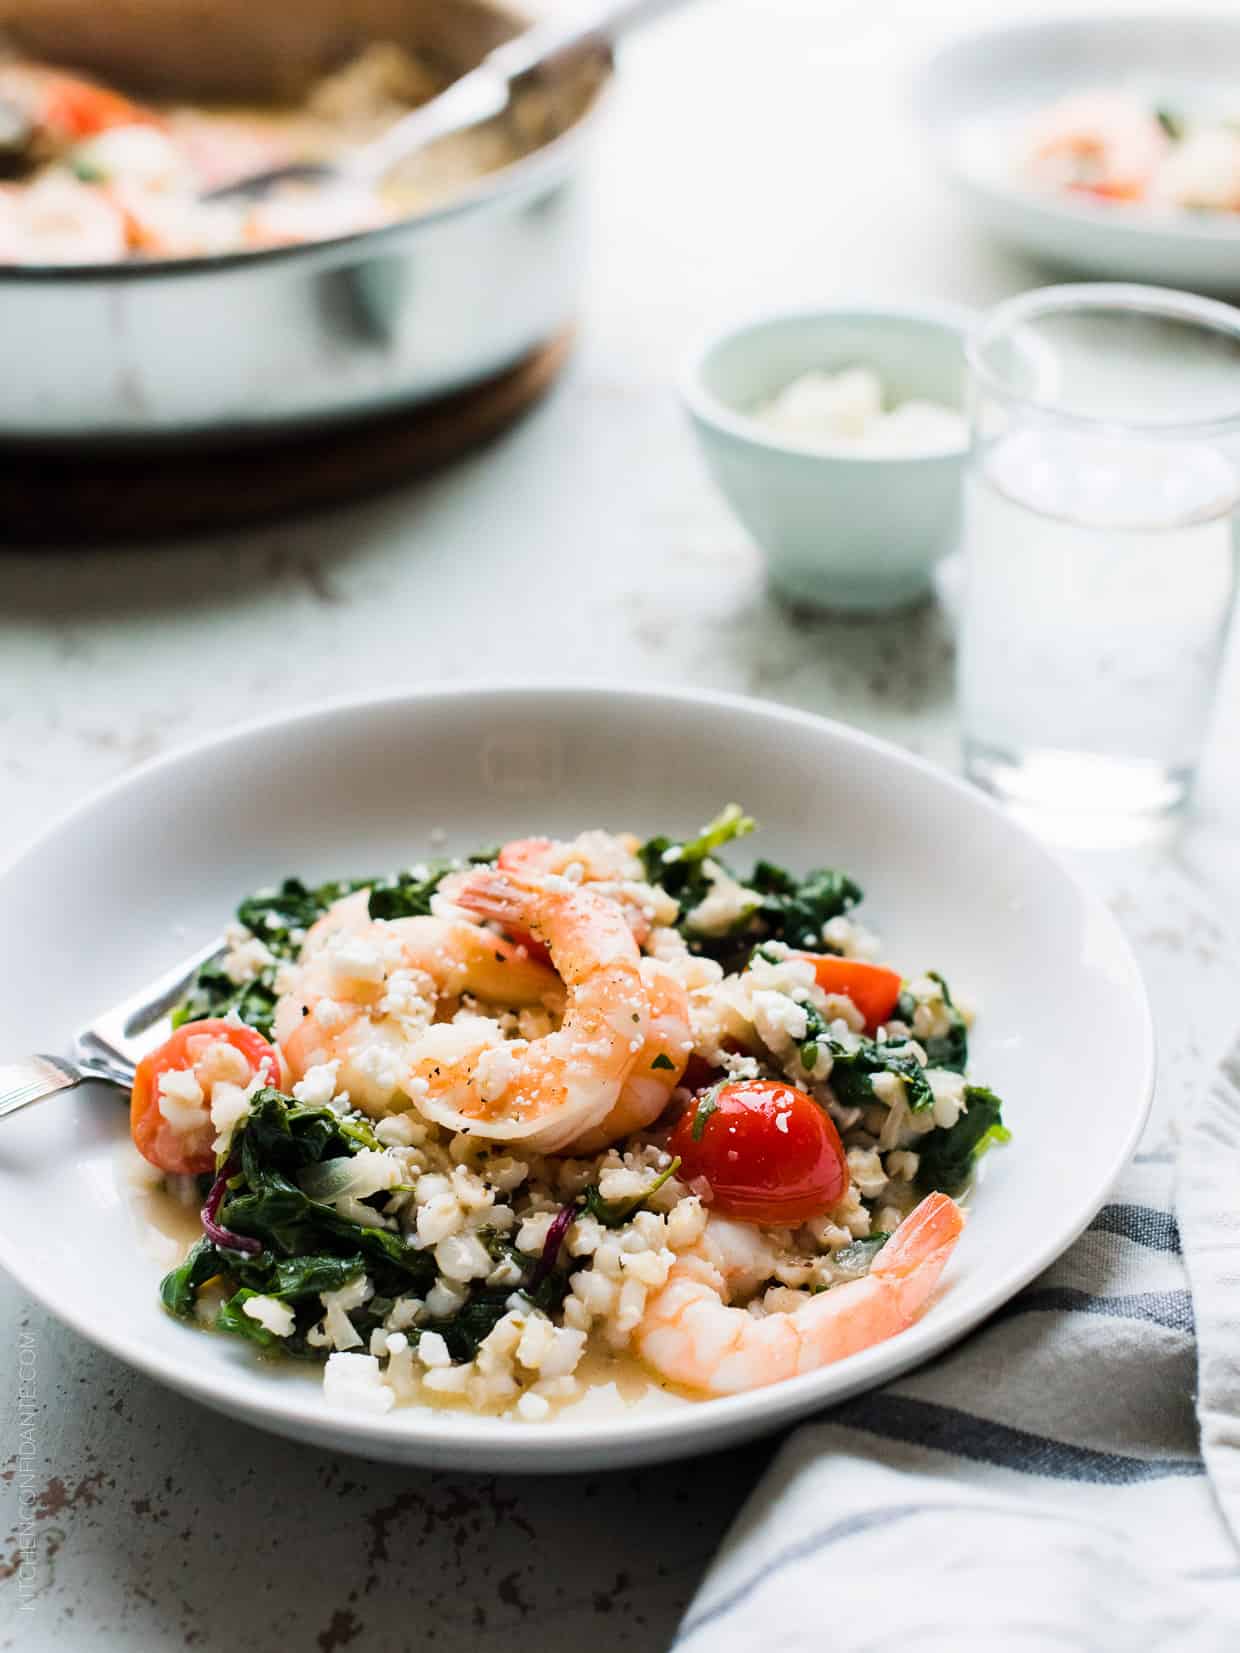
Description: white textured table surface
3,3,1240,1648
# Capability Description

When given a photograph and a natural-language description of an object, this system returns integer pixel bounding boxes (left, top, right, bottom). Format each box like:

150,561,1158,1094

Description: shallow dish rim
0,681,1156,1467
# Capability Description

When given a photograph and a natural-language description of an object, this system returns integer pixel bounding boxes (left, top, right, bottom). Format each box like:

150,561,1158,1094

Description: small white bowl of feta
681,304,974,611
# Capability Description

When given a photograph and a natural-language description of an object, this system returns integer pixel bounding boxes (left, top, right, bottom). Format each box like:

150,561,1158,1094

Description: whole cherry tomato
130,1019,279,1175
670,1078,848,1226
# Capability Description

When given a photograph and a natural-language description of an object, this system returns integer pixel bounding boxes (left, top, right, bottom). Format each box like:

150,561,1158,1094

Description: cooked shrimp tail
635,1193,965,1396
870,1189,962,1284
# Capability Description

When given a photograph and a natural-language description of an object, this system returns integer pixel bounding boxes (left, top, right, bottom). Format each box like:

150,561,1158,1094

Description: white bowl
912,13,1240,292
681,306,972,613
0,683,1153,1472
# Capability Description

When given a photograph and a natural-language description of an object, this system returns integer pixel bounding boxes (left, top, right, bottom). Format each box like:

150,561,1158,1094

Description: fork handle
0,1055,132,1121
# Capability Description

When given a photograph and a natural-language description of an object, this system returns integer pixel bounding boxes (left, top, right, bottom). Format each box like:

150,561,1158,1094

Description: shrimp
496,832,674,946
567,958,691,1152
0,174,127,264
1026,91,1167,203
404,867,649,1152
273,889,561,1114
635,1192,964,1395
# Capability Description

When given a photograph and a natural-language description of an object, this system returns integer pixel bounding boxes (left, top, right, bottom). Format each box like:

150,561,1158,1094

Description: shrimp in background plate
405,866,649,1152
1025,89,1167,202
0,173,127,262
635,1192,965,1395
1153,124,1240,213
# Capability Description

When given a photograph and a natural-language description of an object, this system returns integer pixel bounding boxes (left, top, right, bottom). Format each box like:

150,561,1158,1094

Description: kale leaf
895,971,969,1073
638,804,755,911
814,1021,934,1113
579,1157,682,1228
830,1040,934,1112
830,1234,891,1276
215,1288,284,1350
639,808,863,976
420,1265,570,1365
747,862,863,950
235,876,356,948
173,957,282,1038
159,1235,222,1318
159,1090,589,1365
916,1085,1010,1196
158,1088,434,1354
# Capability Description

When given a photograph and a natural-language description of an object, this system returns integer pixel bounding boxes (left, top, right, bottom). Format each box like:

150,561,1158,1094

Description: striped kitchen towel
675,1048,1240,1652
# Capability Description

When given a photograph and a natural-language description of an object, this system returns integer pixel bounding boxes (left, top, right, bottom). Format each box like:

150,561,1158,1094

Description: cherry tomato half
130,1019,279,1176
497,837,555,967
670,1079,848,1226
793,953,902,1032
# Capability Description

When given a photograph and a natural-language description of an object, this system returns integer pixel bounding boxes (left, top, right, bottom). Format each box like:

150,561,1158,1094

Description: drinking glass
959,285,1240,828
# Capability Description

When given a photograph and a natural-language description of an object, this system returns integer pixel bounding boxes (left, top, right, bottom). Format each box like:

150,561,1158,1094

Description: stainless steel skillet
0,0,615,443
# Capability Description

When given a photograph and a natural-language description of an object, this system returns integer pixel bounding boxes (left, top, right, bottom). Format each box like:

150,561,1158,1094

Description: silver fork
0,936,225,1120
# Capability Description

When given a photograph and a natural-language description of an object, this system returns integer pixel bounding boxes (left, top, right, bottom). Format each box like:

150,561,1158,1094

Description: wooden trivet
0,329,572,545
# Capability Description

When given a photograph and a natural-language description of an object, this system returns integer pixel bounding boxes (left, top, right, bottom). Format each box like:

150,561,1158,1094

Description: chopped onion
298,1149,402,1205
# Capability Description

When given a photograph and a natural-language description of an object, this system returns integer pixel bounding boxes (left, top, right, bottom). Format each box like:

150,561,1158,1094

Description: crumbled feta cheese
474,1041,525,1103
847,1145,888,1199
422,1365,470,1395
375,1113,422,1148
927,1067,967,1129
157,1067,204,1107
243,1295,295,1338
416,1191,464,1246
417,1330,452,1369
434,1231,494,1283
870,1070,906,1108
751,988,809,1057
323,1352,395,1414
425,1278,468,1318
885,1150,920,1181
684,861,760,938
222,936,276,986
209,1078,254,1153
536,1324,586,1378
320,1274,372,1350
327,937,387,991
291,1061,343,1109
754,367,966,456
156,1067,206,1132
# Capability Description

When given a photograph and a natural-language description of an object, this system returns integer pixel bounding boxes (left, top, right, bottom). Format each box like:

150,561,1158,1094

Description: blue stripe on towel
834,1394,1204,1483
1088,1205,1181,1252
999,1287,1195,1335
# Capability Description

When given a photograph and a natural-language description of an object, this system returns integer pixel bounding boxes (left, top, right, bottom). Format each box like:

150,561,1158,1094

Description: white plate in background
913,13,1240,292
